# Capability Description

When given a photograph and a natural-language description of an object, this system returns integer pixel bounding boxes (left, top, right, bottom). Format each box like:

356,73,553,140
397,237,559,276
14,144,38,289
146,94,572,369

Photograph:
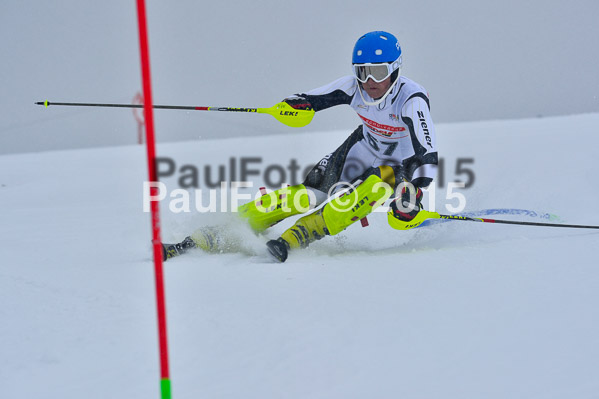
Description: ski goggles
353,58,401,83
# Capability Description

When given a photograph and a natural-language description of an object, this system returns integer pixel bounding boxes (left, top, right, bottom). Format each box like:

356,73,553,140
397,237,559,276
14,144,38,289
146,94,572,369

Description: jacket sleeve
293,76,357,112
400,94,438,188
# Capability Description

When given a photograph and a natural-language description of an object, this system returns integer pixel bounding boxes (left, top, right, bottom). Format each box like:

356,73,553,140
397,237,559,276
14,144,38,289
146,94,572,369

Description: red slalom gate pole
135,1,171,398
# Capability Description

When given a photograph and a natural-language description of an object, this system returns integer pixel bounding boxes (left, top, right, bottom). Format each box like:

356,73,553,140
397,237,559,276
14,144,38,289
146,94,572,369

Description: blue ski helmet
352,31,402,66
352,31,403,105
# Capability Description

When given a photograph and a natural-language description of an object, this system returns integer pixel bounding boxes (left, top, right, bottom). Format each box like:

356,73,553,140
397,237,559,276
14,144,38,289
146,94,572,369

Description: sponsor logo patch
359,114,406,138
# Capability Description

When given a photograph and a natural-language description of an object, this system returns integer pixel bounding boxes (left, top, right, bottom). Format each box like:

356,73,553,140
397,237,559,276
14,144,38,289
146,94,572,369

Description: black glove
283,96,313,111
390,183,423,222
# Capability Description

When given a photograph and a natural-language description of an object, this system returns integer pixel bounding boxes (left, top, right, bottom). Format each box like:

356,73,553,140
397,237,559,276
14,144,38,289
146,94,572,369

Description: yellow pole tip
44,100,49,108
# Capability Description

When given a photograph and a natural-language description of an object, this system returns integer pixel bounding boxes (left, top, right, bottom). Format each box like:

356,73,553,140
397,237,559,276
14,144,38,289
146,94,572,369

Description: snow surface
2,113,599,398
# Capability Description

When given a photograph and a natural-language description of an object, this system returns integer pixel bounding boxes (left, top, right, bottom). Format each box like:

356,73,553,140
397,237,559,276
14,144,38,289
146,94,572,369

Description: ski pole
422,210,599,230
35,100,315,128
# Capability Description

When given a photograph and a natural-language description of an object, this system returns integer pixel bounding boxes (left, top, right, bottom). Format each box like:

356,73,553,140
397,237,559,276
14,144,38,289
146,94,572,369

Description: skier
163,31,438,262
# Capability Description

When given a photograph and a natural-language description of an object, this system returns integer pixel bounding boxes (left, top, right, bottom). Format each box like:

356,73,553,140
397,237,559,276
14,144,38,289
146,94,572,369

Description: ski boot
161,236,197,261
267,173,394,262
161,226,232,261
266,238,290,262
266,207,329,262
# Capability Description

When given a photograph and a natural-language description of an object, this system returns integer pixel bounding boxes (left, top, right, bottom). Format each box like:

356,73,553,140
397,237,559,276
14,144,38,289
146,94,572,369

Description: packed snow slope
2,113,599,399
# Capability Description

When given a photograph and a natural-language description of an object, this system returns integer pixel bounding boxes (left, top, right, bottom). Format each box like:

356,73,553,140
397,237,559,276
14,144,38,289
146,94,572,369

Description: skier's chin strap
357,76,400,107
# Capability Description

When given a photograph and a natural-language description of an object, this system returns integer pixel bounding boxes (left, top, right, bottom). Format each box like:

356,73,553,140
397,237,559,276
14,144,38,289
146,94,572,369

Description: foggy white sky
1,0,598,154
